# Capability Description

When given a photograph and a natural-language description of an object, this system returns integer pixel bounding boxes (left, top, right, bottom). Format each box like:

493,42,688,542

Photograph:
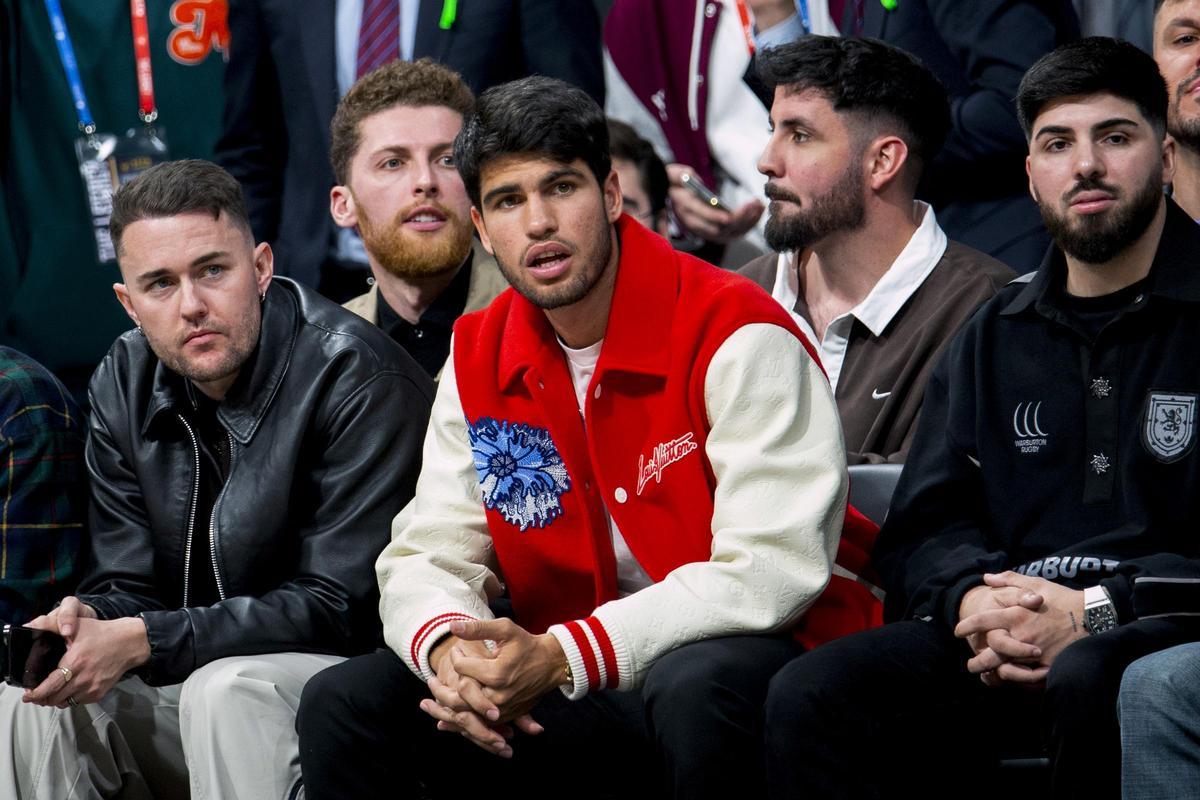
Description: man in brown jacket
741,36,1014,463
331,60,506,379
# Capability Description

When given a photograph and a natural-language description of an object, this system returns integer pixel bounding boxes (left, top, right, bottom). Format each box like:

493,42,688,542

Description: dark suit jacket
215,0,605,288
842,1,1078,272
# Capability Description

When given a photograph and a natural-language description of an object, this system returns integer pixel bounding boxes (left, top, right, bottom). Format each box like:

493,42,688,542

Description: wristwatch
1083,585,1118,635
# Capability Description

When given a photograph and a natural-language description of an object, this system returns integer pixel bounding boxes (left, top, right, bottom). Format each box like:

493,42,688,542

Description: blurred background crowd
0,0,1157,404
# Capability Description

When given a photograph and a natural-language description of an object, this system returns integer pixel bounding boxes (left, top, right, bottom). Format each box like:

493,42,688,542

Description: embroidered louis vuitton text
637,433,698,496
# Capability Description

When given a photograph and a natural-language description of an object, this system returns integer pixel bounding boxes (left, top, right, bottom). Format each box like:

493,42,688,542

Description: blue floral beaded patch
467,417,571,531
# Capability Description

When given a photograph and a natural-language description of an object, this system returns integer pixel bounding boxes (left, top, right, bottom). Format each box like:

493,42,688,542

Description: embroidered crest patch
468,417,570,530
1012,401,1049,454
1142,392,1197,462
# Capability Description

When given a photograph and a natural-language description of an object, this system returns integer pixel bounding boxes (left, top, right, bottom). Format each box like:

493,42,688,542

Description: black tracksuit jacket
876,201,1200,631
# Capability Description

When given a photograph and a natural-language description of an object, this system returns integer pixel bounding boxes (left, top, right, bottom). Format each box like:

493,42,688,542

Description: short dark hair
454,76,610,208
755,35,951,171
607,119,668,218
1016,37,1167,138
331,58,475,185
109,159,252,252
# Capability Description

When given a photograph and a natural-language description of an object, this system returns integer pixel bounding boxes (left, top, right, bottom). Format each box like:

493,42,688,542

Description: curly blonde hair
330,58,474,185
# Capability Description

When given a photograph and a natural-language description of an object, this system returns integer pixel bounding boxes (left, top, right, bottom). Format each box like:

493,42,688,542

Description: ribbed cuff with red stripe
409,612,477,679
547,616,622,700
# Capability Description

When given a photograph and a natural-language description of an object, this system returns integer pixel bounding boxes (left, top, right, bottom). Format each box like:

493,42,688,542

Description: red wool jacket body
378,217,879,697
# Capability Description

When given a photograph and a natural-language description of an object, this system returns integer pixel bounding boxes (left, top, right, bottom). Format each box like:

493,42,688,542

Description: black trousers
764,617,1200,800
298,635,800,800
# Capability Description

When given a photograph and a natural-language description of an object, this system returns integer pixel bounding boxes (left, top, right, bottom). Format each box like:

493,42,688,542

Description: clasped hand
954,572,1087,688
21,596,150,708
420,618,567,758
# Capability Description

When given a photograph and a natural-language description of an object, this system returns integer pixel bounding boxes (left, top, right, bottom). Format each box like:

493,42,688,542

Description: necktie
356,0,399,79
828,0,847,30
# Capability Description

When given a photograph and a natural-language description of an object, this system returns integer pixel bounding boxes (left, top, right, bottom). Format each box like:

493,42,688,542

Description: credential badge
1143,392,1197,463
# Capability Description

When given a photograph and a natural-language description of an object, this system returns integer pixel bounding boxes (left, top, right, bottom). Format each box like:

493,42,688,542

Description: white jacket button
614,487,628,503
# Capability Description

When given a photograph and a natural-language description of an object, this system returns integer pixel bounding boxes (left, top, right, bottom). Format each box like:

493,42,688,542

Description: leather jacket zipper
177,413,200,608
176,414,231,604
207,430,234,601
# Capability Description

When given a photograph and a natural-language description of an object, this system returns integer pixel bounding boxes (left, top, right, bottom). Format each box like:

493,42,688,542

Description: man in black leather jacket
0,160,433,799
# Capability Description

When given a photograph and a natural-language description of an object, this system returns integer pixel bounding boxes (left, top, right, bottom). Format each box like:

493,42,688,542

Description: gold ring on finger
58,666,73,683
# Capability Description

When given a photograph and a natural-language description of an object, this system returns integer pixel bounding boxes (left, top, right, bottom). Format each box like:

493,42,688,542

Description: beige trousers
0,652,343,800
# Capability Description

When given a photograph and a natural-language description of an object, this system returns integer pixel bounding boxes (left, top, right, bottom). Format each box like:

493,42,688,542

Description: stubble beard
1171,74,1200,154
151,304,261,389
357,199,475,280
1037,172,1163,265
496,219,614,311
763,161,866,253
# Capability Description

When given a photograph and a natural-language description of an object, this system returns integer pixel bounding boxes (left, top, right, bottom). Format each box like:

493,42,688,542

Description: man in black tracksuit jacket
876,201,1200,637
764,39,1200,799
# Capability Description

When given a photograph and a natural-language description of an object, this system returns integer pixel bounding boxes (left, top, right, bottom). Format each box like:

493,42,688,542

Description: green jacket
1,0,227,391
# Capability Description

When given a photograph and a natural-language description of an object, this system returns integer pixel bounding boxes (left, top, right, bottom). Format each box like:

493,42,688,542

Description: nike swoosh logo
872,389,891,400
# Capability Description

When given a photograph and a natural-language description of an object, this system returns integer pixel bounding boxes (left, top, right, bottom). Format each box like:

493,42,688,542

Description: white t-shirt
559,338,654,597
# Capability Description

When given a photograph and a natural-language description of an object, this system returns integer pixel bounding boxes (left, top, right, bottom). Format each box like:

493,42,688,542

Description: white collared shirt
770,201,949,393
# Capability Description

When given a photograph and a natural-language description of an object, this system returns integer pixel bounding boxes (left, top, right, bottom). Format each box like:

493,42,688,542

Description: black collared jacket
876,201,1200,630
78,278,433,685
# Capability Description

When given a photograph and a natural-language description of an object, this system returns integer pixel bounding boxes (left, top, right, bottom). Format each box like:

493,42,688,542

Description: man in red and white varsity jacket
297,76,866,800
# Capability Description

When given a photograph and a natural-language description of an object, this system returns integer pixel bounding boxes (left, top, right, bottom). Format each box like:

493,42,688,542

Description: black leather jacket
78,278,433,685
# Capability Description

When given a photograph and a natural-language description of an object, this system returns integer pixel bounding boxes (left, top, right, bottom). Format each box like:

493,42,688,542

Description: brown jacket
740,242,1015,464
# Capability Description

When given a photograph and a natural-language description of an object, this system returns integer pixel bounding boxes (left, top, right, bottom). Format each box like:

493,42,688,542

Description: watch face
1085,603,1118,634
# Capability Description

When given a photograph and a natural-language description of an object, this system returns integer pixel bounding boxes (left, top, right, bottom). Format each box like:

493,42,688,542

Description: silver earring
136,325,143,335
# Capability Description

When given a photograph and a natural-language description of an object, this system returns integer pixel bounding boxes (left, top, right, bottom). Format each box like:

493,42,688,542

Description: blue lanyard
796,0,810,32
43,0,96,135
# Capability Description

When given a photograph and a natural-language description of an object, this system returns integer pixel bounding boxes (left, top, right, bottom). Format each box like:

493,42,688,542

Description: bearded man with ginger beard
332,59,507,379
